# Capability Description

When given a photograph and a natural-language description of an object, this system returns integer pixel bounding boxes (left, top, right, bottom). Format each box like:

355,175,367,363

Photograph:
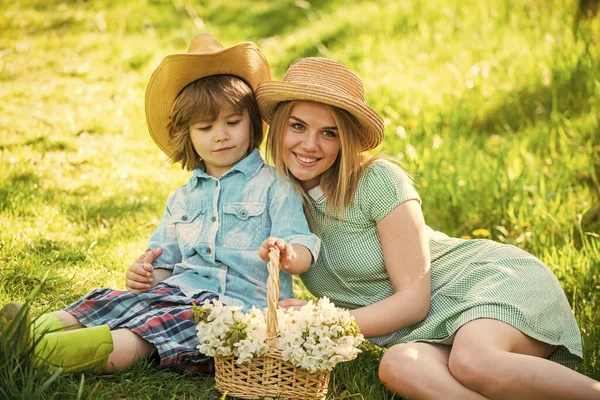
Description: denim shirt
148,149,321,312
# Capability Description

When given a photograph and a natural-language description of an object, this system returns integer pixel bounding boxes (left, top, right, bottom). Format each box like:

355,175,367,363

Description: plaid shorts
63,283,217,372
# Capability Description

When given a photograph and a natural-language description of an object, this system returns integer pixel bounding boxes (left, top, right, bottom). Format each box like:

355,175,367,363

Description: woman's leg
448,318,600,400
104,328,155,373
379,342,489,400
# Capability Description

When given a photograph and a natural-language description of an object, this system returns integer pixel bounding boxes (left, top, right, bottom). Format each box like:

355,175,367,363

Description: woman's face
283,101,341,190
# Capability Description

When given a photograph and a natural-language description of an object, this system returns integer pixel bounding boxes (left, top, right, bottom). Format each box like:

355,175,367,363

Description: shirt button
211,216,217,222
206,247,212,254
240,210,247,217
181,215,188,221
215,181,219,187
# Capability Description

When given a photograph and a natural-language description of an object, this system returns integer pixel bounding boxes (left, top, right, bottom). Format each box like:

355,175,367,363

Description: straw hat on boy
145,33,271,158
255,57,384,151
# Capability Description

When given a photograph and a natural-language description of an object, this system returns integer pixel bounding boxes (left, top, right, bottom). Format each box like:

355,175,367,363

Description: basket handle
266,247,280,344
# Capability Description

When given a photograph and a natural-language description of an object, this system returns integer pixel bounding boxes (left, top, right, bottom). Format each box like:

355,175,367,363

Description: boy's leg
104,328,155,373
36,324,114,373
3,304,154,374
35,325,153,374
1,304,82,354
53,310,83,330
449,318,600,400
32,310,82,336
379,342,488,400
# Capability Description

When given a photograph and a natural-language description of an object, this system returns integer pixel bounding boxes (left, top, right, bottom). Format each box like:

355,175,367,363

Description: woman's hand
126,248,163,292
258,237,296,271
277,298,309,311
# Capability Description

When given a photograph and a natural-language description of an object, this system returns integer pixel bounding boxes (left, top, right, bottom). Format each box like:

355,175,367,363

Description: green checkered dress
300,160,582,367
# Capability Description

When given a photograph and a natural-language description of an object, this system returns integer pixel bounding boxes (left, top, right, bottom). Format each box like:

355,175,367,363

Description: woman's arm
350,199,431,338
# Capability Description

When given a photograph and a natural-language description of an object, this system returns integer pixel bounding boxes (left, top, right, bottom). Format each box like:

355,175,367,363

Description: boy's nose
214,129,229,142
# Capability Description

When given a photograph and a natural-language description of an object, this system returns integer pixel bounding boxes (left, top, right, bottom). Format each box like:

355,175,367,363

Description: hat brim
145,43,271,158
256,81,384,151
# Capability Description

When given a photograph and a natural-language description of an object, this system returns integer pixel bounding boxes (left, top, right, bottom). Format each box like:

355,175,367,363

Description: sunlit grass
0,0,598,398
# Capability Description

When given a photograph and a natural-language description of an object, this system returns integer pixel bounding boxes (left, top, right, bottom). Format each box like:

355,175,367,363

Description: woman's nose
301,131,318,150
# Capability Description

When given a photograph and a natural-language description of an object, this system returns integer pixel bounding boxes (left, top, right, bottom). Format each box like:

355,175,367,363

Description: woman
128,57,600,399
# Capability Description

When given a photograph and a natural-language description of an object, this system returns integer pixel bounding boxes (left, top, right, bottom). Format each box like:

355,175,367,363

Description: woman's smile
293,153,319,165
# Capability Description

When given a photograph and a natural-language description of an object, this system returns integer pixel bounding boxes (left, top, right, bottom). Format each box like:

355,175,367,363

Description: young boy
0,34,319,374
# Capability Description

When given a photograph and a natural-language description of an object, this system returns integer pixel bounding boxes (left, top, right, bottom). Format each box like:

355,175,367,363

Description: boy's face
189,105,251,178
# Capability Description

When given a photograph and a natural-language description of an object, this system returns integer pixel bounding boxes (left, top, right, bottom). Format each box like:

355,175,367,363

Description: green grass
1,0,599,398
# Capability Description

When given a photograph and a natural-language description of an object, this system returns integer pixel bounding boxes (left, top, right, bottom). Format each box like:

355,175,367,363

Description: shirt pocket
222,202,266,250
169,209,205,256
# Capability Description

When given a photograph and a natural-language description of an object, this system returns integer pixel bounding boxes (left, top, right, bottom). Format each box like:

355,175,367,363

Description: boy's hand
126,248,162,292
258,237,296,271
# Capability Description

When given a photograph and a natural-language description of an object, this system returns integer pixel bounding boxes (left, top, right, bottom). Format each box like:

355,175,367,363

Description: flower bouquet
194,248,364,400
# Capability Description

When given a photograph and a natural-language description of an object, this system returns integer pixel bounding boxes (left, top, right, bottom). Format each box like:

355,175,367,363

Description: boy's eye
227,120,241,126
191,123,212,131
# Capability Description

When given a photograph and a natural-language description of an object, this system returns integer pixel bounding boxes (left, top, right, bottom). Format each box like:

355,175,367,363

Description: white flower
275,297,364,373
195,297,364,372
195,300,268,364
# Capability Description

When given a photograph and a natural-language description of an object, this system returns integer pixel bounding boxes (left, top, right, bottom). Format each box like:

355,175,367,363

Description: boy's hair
167,75,264,170
266,101,375,218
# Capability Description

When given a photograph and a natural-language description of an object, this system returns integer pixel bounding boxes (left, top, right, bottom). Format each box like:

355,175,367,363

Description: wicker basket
214,248,331,399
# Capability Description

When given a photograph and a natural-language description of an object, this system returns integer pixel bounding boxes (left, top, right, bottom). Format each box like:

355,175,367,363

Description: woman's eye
291,123,304,130
323,130,337,138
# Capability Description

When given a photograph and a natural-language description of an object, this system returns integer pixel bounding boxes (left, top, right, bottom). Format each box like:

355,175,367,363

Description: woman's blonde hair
266,101,375,218
168,75,264,171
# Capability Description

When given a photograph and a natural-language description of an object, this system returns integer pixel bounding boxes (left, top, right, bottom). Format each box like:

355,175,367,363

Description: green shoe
0,302,31,356
35,324,114,374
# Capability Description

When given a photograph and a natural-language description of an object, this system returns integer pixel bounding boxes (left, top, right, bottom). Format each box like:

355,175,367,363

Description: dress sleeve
360,160,421,223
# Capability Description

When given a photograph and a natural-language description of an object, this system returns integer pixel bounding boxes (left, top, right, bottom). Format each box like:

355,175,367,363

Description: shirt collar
307,185,326,203
229,148,264,179
188,148,264,187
